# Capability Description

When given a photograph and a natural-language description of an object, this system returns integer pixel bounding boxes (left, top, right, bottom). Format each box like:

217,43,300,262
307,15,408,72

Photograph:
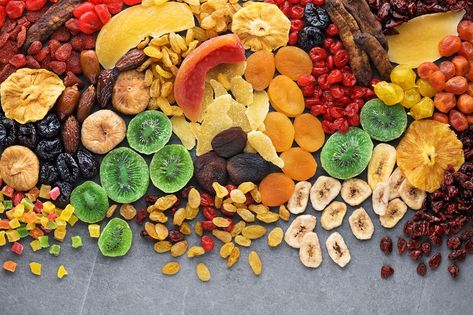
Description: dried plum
36,113,61,138
56,153,79,183
36,138,63,161
298,26,325,52
227,153,271,185
54,180,73,208
194,152,228,192
0,117,17,146
304,4,330,29
39,162,59,184
76,148,99,179
17,123,37,149
211,127,247,159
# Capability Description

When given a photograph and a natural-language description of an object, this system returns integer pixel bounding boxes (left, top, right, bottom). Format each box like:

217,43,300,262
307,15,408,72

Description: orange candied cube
26,187,40,202
0,219,10,230
22,212,37,224
28,227,44,240
3,260,17,272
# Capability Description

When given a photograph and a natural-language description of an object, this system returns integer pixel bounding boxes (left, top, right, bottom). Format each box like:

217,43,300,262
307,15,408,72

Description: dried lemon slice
0,68,65,124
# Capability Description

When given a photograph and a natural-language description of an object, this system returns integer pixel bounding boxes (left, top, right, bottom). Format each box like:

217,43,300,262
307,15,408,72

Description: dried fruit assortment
0,0,472,283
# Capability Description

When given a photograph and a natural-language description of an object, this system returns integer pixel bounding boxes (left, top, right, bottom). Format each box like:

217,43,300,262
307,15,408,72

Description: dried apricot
259,173,295,207
293,113,324,152
263,112,295,152
274,46,313,80
268,75,305,117
244,50,275,91
280,147,317,181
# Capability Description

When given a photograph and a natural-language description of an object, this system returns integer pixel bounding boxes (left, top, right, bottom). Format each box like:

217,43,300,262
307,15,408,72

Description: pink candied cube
48,187,61,200
11,242,24,255
1,186,14,198
12,192,25,206
47,213,58,221
33,200,43,213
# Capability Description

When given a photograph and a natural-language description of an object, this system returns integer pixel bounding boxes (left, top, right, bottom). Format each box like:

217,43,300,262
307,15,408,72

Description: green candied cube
38,235,49,248
3,200,12,210
71,236,83,249
17,225,29,238
20,198,34,211
49,244,61,257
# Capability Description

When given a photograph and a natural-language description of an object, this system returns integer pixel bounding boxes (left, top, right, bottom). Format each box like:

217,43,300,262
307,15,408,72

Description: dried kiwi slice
360,98,407,142
150,144,193,193
100,147,149,203
126,110,172,155
321,127,373,179
98,218,133,257
70,181,109,223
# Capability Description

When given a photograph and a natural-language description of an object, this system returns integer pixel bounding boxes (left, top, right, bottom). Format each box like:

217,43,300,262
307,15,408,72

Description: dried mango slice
0,68,65,124
247,131,284,168
171,116,196,150
231,76,253,105
246,91,269,130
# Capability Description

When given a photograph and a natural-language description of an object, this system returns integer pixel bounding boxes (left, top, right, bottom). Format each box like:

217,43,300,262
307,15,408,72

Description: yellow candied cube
0,203,5,214
42,202,55,214
29,262,41,276
12,204,24,218
8,218,20,229
6,230,20,242
5,209,14,220
30,240,41,252
26,222,36,231
0,192,4,201
59,205,74,221
88,224,100,238
39,185,51,199
55,219,67,231
0,231,6,246
40,217,49,227
54,229,66,242
67,215,78,227
57,265,68,279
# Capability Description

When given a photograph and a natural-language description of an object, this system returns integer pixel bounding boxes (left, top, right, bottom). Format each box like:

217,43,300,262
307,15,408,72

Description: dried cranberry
201,235,214,252
135,209,147,225
145,194,158,206
448,264,459,279
200,193,214,207
429,253,442,269
288,31,298,46
168,230,184,243
297,74,315,87
380,236,393,255
290,19,304,33
464,240,473,254
201,220,216,231
447,237,461,250
381,265,394,279
448,249,467,261
203,207,217,220
325,23,339,37
421,242,431,256
409,249,422,261
417,262,427,277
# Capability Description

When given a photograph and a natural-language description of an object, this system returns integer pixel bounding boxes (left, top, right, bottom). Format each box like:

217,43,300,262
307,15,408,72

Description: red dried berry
290,19,304,32
6,1,25,19
447,236,461,250
380,236,393,255
55,43,72,62
201,235,214,252
381,265,394,279
135,208,147,225
0,6,6,28
168,230,185,243
417,262,427,276
288,31,298,46
201,220,216,231
312,0,325,5
66,51,81,74
448,263,459,279
78,11,102,35
27,40,42,55
25,0,47,11
16,25,25,48
327,69,343,85
49,61,67,75
9,53,26,68
181,186,193,199
309,47,327,62
0,32,9,49
123,0,142,5
325,23,339,37
25,55,40,69
47,39,61,55
65,18,81,34
202,207,217,220
224,218,234,232
200,193,214,207
464,240,473,254
63,71,83,87
51,27,71,42
73,2,95,19
448,249,466,261
78,33,96,49
409,249,422,261
70,36,83,51
429,252,442,269
334,50,349,68
289,5,304,19
94,4,111,24
103,0,123,15
421,242,431,256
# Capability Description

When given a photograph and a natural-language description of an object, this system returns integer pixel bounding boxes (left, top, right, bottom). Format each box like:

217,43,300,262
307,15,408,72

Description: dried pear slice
0,146,39,191
0,68,65,124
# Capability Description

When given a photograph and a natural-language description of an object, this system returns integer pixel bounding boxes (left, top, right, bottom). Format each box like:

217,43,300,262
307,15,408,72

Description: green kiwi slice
150,144,193,193
360,98,407,142
70,181,109,223
100,147,149,203
98,218,133,257
127,110,172,155
321,127,373,180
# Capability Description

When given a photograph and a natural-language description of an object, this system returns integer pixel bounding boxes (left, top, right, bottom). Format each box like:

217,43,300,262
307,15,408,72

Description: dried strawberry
6,1,25,20
34,46,49,62
55,43,72,61
70,35,82,51
47,39,61,56
78,11,102,34
94,4,111,24
26,40,41,55
0,40,18,64
49,61,67,75
77,33,96,49
0,32,9,48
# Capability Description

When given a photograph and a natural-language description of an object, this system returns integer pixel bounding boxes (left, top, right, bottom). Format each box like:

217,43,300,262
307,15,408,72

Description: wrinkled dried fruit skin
77,85,96,123
0,118,18,146
397,237,407,254
429,252,442,269
417,262,427,276
36,138,63,161
211,127,247,158
381,264,394,279
75,149,99,179
115,49,147,71
194,152,228,192
227,153,272,185
55,180,73,208
56,85,81,121
17,123,37,149
80,50,100,84
55,153,79,183
39,162,59,184
97,68,119,108
448,263,459,278
36,113,61,138
61,116,80,154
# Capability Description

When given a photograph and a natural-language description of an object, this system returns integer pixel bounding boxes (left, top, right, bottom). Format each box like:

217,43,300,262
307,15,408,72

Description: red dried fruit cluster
367,0,473,34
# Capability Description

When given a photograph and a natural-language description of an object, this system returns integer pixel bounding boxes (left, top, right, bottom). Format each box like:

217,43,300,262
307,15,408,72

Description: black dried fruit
55,153,79,183
298,26,325,52
76,148,99,179
17,123,38,149
194,152,228,192
304,4,330,29
36,138,63,161
36,113,61,138
227,153,271,185
211,127,247,158
0,117,17,146
39,162,59,184
54,180,73,208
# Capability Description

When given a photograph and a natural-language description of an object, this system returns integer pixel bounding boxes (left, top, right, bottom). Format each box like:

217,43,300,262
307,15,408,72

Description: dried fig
81,109,126,154
56,84,80,120
227,153,272,185
194,152,228,192
211,127,247,158
62,115,80,154
112,70,149,115
0,145,39,191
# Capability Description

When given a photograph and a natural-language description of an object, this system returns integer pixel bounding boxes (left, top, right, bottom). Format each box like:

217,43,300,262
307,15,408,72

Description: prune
55,153,79,183
194,152,228,192
54,181,73,208
76,148,99,179
17,123,37,149
0,118,17,146
36,113,61,138
227,153,271,185
380,236,393,255
304,4,329,29
36,138,63,161
39,162,59,184
298,26,325,52
211,127,247,158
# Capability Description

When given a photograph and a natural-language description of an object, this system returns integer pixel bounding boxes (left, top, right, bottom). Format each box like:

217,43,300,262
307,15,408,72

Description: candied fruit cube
3,260,17,272
21,199,34,211
47,212,57,221
0,203,5,214
12,192,24,206
0,231,6,246
55,219,67,230
67,215,78,227
57,265,68,279
8,218,20,229
40,217,49,227
25,223,36,231
71,235,83,248
16,226,28,238
49,244,61,257
11,242,24,255
12,204,24,218
0,192,3,201
29,227,44,240
0,219,10,229
58,205,74,221
54,229,66,242
39,185,51,199
42,202,55,214
1,186,14,198
29,262,41,276
48,187,61,200
30,240,41,252
38,236,49,248
3,200,13,210
33,200,43,213
6,230,20,242
47,221,57,230
88,224,100,238
22,212,37,224
26,187,40,202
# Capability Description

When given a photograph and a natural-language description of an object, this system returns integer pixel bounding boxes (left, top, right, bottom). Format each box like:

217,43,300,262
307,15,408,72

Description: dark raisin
54,181,73,208
447,236,461,250
448,263,459,279
429,252,442,269
36,138,63,161
227,153,272,185
75,149,98,179
380,265,394,279
140,229,154,241
380,236,393,255
298,26,325,51
168,230,185,243
55,153,79,183
421,242,431,256
211,127,247,158
145,194,159,206
181,186,194,199
0,117,17,146
17,123,37,149
39,162,59,184
417,262,427,277
135,208,148,225
397,237,407,255
304,4,329,29
168,206,178,216
36,113,61,138
409,249,422,261
448,249,467,261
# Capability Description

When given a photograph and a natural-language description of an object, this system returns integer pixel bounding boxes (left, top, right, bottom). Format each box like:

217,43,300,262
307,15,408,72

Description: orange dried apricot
274,47,313,80
259,173,295,207
280,147,317,181
244,50,275,91
268,75,305,117
293,113,325,152
263,112,295,152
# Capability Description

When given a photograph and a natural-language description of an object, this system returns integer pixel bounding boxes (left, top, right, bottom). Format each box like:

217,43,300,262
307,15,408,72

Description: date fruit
115,49,147,71
97,68,119,108
61,115,80,154
80,50,100,84
77,85,96,123
56,84,81,120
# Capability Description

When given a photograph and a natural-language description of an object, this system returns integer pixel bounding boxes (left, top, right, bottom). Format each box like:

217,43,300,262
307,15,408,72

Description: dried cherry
168,230,185,243
428,253,442,269
380,265,394,279
417,262,427,277
397,237,407,255
55,153,79,183
380,236,392,255
447,237,461,250
448,263,459,279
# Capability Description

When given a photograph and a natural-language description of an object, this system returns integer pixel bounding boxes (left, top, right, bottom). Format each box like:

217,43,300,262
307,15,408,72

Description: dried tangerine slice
246,91,269,131
263,112,294,152
247,130,284,168
171,116,196,150
280,147,317,181
293,113,325,152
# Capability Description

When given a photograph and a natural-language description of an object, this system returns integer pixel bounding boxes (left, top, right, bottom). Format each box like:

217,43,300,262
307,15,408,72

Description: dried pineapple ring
232,3,290,51
0,146,39,191
0,68,65,124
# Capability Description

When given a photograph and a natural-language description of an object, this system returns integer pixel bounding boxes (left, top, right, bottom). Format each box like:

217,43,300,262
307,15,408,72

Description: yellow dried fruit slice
247,131,284,168
209,79,228,97
196,263,211,282
242,225,267,239
171,116,196,150
248,251,262,275
245,91,269,131
170,240,188,257
231,76,253,105
228,98,251,132
206,62,247,82
198,83,214,123
227,247,240,267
